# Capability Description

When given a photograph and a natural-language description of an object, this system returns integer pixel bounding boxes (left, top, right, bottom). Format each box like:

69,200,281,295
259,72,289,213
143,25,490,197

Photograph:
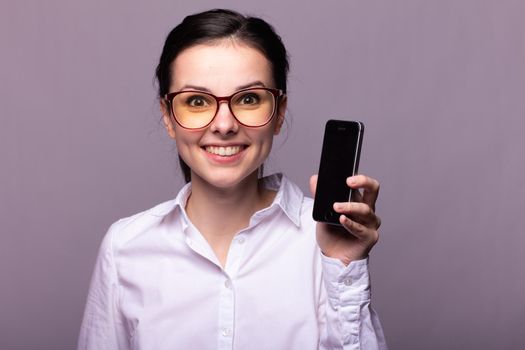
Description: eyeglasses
164,87,284,130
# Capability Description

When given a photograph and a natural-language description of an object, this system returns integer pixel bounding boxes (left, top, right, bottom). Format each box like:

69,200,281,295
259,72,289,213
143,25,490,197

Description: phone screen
313,120,363,225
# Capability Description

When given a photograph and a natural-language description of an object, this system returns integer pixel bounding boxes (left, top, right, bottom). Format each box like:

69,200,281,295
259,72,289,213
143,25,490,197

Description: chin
192,167,259,190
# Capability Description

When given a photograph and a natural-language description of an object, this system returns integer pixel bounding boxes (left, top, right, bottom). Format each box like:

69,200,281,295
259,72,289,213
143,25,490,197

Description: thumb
309,174,318,197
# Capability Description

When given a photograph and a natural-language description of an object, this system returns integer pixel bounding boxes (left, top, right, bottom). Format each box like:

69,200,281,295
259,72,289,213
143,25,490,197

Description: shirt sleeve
318,255,388,350
77,223,130,350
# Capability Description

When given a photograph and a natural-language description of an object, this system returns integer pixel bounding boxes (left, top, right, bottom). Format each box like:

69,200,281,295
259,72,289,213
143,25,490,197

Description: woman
78,9,387,350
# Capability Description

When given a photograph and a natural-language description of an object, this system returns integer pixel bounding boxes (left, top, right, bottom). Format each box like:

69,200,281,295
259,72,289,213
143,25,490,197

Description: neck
186,170,274,240
185,170,275,267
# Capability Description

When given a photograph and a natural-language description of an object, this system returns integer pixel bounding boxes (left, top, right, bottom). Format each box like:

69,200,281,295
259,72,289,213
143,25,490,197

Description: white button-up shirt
78,174,387,350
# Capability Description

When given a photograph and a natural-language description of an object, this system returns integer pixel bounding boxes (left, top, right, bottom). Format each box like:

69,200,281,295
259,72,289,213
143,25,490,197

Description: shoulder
102,198,179,251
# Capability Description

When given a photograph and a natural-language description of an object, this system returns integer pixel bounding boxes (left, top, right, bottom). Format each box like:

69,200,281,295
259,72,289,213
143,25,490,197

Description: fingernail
348,177,357,185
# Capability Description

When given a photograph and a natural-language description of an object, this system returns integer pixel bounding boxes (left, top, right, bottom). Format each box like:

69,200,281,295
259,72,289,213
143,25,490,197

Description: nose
209,101,239,135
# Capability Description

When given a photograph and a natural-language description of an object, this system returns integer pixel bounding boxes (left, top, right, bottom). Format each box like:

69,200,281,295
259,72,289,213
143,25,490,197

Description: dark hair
155,9,289,183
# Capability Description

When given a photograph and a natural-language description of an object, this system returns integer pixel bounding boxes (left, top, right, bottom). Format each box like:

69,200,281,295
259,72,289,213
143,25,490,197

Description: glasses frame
164,87,284,130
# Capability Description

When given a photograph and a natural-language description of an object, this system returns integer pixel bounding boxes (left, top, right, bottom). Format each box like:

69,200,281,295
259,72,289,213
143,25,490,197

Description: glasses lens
231,89,275,126
172,91,216,129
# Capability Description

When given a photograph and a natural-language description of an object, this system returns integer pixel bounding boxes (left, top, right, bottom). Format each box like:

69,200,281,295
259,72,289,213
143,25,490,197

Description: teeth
205,146,242,156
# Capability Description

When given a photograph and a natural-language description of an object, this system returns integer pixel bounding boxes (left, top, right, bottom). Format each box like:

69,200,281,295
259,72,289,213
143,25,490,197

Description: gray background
1,0,524,349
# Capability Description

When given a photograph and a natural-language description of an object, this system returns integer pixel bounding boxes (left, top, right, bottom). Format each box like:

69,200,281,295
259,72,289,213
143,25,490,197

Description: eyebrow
236,81,266,90
179,81,267,93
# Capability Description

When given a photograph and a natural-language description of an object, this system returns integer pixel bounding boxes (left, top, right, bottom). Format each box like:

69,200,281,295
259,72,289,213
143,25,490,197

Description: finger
334,202,372,216
334,202,381,228
347,175,380,209
339,215,379,244
309,174,318,197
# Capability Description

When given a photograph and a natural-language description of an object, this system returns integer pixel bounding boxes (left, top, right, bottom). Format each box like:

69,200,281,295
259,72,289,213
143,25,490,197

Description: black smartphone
312,120,364,225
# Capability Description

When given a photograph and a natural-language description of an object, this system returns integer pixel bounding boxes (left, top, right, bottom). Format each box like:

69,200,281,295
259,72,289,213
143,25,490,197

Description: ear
161,99,177,140
273,95,287,135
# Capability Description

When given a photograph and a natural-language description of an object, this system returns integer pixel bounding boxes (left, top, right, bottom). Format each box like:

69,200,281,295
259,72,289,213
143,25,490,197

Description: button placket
216,234,247,349
224,234,247,275
217,273,235,349
213,236,246,349
221,328,232,337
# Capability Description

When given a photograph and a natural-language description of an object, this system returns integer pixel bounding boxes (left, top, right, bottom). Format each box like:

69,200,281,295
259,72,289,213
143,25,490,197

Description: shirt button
343,278,352,286
221,328,232,337
224,280,232,289
237,236,245,244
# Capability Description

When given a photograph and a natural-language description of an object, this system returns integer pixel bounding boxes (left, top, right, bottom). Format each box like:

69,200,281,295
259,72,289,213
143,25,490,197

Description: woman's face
162,41,286,189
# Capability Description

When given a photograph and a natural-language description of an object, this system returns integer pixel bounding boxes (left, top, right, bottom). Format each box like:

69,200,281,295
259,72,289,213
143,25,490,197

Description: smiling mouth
204,145,245,156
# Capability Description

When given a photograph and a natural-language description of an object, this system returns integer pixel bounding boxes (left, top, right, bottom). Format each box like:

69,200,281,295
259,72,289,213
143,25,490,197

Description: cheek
174,130,202,157
252,128,276,153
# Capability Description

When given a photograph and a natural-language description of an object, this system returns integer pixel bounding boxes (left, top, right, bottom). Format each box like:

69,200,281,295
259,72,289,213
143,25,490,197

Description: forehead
170,41,273,92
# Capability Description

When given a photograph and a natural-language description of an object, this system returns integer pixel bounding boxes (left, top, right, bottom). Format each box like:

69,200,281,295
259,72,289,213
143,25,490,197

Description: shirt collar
260,173,303,227
148,173,304,227
149,182,191,218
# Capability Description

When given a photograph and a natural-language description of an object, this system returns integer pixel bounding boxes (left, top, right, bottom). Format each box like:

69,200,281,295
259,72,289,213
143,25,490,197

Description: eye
185,94,211,108
237,92,261,105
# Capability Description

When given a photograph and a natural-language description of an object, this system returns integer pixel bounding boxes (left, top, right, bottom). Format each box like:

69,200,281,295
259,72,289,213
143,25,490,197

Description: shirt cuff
321,254,371,307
